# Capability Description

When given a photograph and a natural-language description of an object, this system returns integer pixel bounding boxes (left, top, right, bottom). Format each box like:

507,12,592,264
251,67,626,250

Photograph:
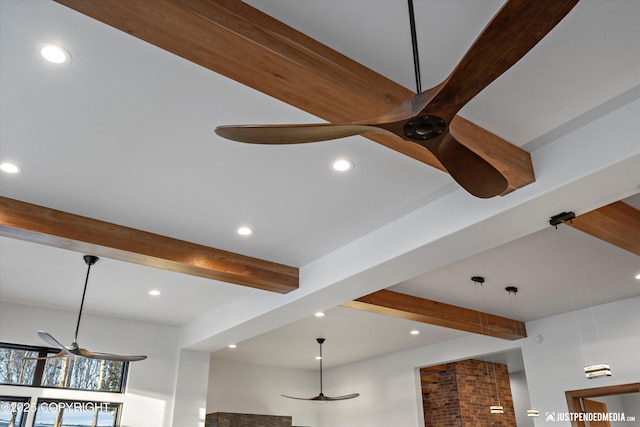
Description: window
0,396,29,427
32,399,120,427
1,344,127,427
0,346,40,386
0,344,127,393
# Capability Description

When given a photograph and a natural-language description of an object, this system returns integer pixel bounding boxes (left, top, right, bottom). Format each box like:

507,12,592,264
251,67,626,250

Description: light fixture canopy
527,409,540,417
584,363,611,379
490,405,504,414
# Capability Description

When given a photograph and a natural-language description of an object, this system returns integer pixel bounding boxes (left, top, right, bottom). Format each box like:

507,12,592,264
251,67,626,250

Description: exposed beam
420,374,441,384
569,201,640,256
343,289,526,340
422,364,449,373
54,0,534,194
0,197,298,294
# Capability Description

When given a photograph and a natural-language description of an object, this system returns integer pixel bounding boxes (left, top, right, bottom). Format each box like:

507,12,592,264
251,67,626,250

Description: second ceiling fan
216,0,579,198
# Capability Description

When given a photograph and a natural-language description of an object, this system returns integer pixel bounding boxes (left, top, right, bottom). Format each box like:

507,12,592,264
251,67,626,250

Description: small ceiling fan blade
37,331,67,350
436,134,508,198
424,0,579,116
315,393,360,401
282,394,318,401
77,347,147,362
215,123,392,144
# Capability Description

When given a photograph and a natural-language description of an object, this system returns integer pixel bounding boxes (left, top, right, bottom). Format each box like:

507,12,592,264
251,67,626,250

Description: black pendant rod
73,255,98,344
318,338,325,395
407,0,422,94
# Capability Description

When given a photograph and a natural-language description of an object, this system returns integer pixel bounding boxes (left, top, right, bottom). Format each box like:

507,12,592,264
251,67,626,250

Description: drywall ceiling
1,0,638,370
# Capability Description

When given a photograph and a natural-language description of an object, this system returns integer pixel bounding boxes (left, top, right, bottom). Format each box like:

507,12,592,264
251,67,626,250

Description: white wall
510,371,534,427
0,301,205,427
205,296,640,427
523,296,640,426
171,349,210,427
207,357,319,427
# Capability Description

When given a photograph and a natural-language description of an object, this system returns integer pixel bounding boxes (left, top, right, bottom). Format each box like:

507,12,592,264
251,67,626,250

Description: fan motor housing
403,116,446,141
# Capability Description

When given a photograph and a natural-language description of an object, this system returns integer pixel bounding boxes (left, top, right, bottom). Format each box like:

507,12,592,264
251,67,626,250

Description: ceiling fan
31,255,146,362
282,338,359,401
216,0,579,198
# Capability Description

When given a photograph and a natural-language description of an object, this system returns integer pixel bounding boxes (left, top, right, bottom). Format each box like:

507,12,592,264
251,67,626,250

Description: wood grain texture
565,383,640,427
0,197,298,294
54,0,535,192
569,201,640,256
343,289,526,340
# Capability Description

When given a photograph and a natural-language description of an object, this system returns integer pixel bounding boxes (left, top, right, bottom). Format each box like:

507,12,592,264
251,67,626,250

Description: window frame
0,395,30,427
0,342,129,393
33,398,122,427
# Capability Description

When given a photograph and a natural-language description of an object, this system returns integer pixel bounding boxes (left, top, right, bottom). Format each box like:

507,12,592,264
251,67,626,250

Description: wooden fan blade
282,393,360,401
436,134,508,198
23,351,66,361
318,393,360,401
282,394,317,401
37,331,67,350
423,0,579,117
215,123,393,144
77,347,147,362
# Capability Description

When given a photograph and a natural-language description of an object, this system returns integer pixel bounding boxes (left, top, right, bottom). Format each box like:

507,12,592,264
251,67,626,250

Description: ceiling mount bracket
505,286,518,294
471,276,485,285
549,211,576,228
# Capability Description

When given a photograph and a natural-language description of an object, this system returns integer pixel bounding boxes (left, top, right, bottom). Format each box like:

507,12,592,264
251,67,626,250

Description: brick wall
422,359,516,427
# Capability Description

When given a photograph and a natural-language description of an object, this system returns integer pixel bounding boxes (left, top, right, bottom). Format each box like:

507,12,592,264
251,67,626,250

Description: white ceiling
0,0,638,371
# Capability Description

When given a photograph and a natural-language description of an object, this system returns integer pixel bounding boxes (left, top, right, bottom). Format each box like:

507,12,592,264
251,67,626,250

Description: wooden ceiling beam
54,0,534,194
0,197,298,294
569,201,640,256
343,289,526,340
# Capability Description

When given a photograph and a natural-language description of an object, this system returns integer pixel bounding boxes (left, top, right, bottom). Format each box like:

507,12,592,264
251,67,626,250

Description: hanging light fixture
584,364,612,379
471,276,504,415
505,286,539,418
549,212,611,379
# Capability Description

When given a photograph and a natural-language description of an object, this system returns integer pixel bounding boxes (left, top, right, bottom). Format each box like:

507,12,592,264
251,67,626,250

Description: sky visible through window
33,404,117,427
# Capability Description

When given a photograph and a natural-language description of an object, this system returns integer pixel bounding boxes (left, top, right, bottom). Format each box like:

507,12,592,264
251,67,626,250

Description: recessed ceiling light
314,311,325,317
0,163,22,174
228,344,237,349
315,356,322,360
40,44,71,64
237,226,253,236
410,330,420,335
331,159,353,172
148,290,161,296
635,273,640,280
